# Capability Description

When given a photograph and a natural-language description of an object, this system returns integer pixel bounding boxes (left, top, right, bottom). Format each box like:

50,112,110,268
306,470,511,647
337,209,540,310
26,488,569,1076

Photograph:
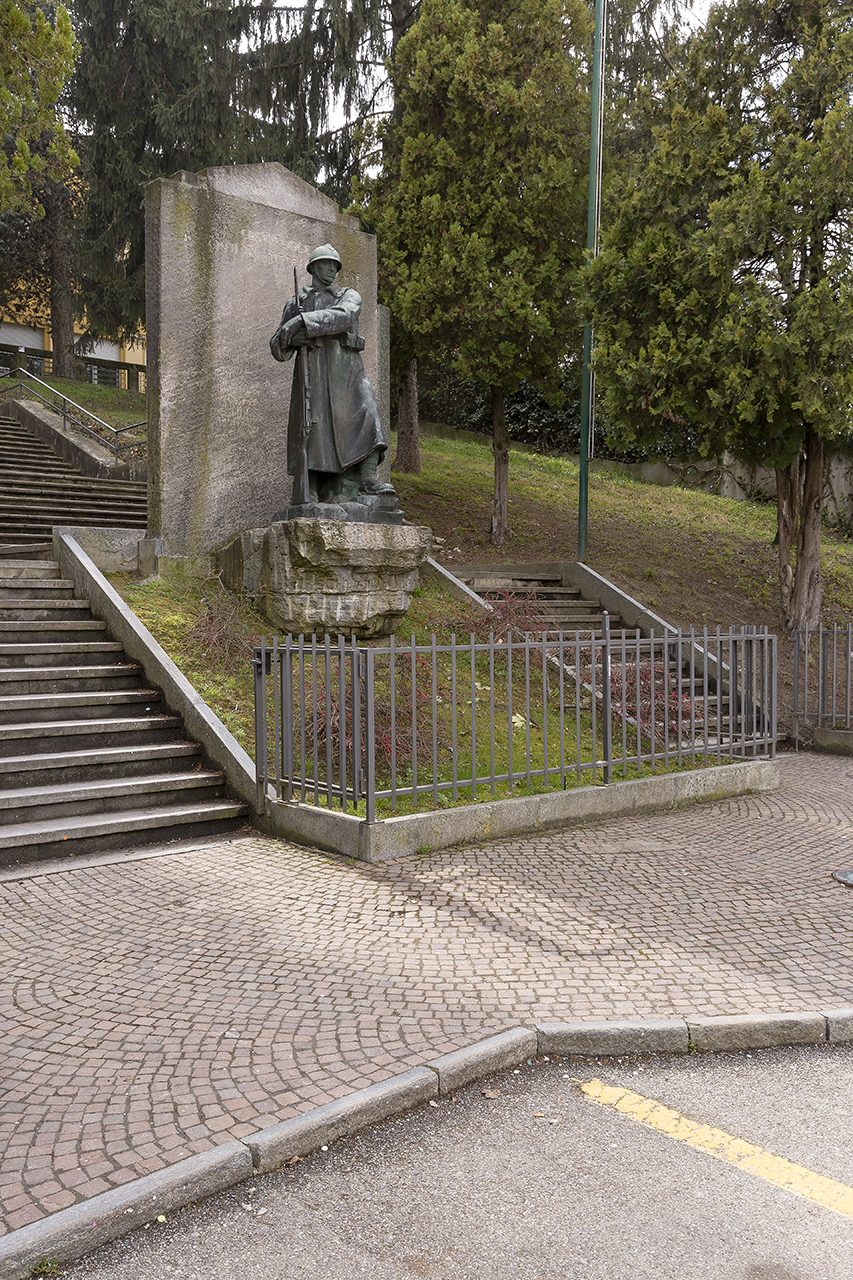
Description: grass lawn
105,427,821,811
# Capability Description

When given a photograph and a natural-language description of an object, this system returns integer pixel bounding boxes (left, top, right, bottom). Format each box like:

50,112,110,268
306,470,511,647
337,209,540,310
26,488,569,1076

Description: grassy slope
392,433,853,631
107,431,853,748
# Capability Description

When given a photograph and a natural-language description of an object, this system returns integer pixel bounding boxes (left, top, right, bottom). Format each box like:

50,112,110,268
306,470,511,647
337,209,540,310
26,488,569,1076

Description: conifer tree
0,0,77,216
0,174,79,375
357,0,589,544
584,0,853,631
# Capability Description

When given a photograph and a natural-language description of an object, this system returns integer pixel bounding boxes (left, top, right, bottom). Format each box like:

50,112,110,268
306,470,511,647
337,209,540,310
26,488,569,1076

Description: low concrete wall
420,557,492,610
54,532,260,816
52,525,148,575
559,560,673,636
264,758,779,862
10,398,145,481
813,727,853,756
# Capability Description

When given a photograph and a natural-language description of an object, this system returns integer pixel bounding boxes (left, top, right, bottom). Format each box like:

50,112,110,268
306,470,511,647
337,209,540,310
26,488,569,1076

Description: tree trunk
392,355,420,473
489,385,510,546
46,188,75,379
777,428,824,632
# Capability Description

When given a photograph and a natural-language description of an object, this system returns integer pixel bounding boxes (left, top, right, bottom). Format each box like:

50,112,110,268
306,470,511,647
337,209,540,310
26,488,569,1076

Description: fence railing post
352,638,363,803
792,629,800,747
365,648,376,822
770,632,778,757
282,636,293,802
602,611,612,783
253,640,268,812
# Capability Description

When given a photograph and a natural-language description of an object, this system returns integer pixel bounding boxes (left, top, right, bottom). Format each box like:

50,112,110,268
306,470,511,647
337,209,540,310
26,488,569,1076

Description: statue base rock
277,491,404,525
215,518,432,638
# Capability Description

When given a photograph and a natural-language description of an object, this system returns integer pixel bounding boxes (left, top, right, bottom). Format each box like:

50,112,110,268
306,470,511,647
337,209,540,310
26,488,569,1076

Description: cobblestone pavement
2,752,852,1236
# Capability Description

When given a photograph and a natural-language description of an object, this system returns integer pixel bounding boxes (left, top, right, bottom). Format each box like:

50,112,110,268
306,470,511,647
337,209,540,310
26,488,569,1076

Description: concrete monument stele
145,163,431,635
145,162,393,566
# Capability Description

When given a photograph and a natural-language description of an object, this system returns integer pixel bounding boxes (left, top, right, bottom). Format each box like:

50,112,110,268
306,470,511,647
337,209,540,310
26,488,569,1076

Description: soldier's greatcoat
270,283,387,479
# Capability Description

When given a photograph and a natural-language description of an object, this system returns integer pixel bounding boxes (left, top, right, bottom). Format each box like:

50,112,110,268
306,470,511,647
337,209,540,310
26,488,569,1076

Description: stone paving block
4,754,853,1238
822,1008,853,1044
426,1027,538,1095
537,1018,689,1057
246,1067,437,1175
687,1012,826,1053
0,1141,251,1280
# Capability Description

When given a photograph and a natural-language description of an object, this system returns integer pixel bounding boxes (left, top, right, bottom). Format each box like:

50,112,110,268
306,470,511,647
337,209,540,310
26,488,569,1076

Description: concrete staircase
0,550,249,864
452,563,624,633
0,413,147,545
0,416,249,865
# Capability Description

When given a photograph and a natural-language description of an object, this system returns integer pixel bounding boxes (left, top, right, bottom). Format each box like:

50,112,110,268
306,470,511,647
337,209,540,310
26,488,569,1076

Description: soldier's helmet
307,244,342,272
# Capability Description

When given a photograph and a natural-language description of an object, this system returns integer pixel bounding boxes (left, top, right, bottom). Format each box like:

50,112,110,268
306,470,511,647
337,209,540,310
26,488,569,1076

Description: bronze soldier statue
271,244,397,512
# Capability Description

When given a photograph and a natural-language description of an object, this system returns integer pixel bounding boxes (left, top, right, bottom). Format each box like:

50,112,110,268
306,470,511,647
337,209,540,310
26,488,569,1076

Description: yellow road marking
580,1078,853,1220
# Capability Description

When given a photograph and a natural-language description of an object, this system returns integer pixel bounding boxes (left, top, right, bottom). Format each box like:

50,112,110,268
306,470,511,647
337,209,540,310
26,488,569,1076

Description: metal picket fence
792,624,853,736
253,620,777,820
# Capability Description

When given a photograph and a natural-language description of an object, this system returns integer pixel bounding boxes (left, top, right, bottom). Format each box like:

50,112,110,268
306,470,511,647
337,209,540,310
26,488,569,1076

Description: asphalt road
57,1043,853,1280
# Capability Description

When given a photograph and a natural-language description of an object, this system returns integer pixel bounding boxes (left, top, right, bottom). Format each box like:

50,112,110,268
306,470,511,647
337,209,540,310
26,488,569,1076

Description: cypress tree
357,0,591,544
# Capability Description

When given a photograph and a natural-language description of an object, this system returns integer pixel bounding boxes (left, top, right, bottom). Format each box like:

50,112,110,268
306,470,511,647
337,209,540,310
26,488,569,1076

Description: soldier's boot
358,450,396,495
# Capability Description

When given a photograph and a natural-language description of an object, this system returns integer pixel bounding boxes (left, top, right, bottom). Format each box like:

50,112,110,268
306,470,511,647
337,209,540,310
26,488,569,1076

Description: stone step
0,662,144,695
0,600,93,621
0,460,142,483
0,769,227,824
478,583,584,598
0,716,185,758
0,641,125,668
537,598,603,611
0,578,74,599
0,472,146,495
0,740,201,788
0,516,147,535
0,429,77,449
0,619,108,641
0,799,248,865
0,560,61,579
0,542,54,559
0,688,162,724
0,502,147,522
0,454,79,475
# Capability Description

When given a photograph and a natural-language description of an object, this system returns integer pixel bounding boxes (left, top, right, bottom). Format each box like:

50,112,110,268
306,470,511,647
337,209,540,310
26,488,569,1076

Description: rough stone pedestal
216,520,432,638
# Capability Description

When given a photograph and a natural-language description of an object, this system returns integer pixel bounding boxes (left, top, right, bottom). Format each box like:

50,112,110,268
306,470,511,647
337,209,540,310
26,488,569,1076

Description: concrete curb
426,1027,538,1094
247,1068,438,1175
3,1007,852,1278
0,1143,251,1280
537,1018,689,1057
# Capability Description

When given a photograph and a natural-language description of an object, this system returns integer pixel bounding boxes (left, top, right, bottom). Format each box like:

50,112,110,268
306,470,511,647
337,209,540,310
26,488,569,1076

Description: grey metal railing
792,624,853,737
0,368,146,462
253,621,777,820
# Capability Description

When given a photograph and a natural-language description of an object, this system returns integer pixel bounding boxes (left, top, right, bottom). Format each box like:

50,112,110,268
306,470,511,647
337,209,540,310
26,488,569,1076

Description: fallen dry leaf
482,1089,501,1099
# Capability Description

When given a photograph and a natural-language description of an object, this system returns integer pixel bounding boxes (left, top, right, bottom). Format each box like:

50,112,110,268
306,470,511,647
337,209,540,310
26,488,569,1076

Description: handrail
0,367,146,464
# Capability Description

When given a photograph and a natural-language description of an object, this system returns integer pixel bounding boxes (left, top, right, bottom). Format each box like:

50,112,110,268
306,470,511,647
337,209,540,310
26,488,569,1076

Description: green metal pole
578,0,606,562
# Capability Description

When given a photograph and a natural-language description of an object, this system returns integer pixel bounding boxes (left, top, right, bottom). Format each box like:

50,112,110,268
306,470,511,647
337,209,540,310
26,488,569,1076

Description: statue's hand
280,316,308,347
